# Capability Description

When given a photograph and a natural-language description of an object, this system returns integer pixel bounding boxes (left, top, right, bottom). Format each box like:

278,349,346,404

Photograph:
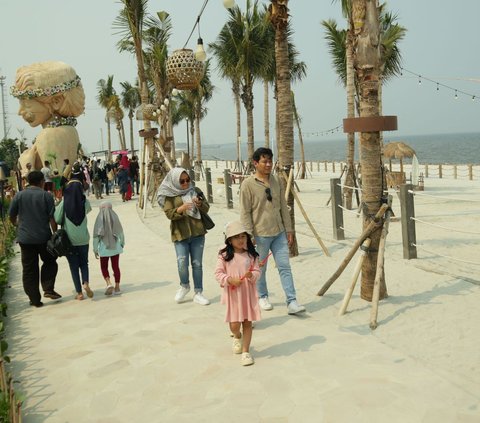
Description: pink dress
215,252,261,323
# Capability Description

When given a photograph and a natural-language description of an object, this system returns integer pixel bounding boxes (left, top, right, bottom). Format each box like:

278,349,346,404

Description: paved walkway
5,191,480,422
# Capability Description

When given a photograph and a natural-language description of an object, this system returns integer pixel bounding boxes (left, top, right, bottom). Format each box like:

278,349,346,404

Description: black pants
19,243,58,304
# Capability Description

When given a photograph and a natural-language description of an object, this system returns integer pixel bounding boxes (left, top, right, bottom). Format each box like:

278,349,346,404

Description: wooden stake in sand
317,203,388,296
338,237,371,316
281,172,330,257
370,197,393,330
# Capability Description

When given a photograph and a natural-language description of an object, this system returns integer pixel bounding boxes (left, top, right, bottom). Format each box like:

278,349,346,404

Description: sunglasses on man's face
265,187,272,202
180,178,190,184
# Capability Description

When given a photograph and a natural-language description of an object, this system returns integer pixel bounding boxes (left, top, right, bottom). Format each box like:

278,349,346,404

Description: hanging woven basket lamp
166,49,205,90
135,103,159,121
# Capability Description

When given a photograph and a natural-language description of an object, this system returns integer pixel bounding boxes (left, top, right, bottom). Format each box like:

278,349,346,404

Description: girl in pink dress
215,221,261,366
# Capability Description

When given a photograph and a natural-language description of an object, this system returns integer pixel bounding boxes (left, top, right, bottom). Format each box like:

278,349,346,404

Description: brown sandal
75,293,84,301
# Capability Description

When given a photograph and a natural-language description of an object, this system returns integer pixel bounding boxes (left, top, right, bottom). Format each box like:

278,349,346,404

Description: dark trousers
66,245,90,293
19,243,58,304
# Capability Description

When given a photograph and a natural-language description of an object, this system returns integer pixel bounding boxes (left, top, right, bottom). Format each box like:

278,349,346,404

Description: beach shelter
383,141,416,173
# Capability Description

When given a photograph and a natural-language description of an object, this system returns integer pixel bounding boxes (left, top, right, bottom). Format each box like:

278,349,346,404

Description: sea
199,132,480,165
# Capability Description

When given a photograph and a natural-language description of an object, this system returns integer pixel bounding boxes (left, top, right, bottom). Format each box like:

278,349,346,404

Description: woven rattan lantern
135,103,158,121
166,49,204,90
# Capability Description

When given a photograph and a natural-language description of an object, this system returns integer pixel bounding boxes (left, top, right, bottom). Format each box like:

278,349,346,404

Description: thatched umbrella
383,141,416,173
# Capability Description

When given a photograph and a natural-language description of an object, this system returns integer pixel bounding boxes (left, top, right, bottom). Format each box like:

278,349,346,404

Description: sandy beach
5,163,480,422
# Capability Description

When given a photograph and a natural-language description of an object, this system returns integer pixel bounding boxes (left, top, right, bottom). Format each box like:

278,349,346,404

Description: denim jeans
255,231,297,305
173,235,205,293
66,244,90,293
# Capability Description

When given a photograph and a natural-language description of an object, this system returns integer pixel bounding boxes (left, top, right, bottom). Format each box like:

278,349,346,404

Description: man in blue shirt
9,171,60,307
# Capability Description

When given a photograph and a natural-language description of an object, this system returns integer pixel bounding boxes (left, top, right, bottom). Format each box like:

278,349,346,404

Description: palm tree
96,76,117,160
268,0,298,255
212,1,271,165
323,2,406,209
120,81,141,154
209,18,243,169
291,91,306,179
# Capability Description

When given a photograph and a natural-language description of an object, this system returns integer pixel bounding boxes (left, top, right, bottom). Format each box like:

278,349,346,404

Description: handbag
47,205,73,258
200,210,215,230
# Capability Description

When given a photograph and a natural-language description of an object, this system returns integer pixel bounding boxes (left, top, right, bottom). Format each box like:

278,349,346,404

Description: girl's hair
219,232,259,262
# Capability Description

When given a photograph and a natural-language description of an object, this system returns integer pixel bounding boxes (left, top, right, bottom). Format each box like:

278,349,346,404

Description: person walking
157,167,210,306
215,221,261,366
41,160,53,192
116,165,129,202
8,170,60,307
129,156,140,195
55,178,93,300
239,147,306,315
93,201,125,296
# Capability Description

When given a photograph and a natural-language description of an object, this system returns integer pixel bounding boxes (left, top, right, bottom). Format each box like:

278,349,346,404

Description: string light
401,67,480,103
304,124,343,138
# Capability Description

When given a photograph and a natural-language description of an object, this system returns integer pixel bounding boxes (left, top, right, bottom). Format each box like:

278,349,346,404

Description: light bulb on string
472,96,476,102
223,0,235,8
436,83,439,92
418,76,422,85
454,90,458,100
172,88,179,97
164,97,170,106
195,37,207,62
160,104,167,111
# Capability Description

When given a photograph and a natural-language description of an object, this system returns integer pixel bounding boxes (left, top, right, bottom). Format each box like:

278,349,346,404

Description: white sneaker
241,352,254,366
105,284,114,296
259,297,273,311
193,292,210,306
175,286,190,303
232,336,242,354
287,300,306,315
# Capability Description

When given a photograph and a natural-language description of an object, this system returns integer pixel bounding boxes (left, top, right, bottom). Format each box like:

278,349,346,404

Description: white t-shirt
41,166,52,182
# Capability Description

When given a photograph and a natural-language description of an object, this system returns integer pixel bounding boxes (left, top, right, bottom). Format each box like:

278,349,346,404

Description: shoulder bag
47,204,73,258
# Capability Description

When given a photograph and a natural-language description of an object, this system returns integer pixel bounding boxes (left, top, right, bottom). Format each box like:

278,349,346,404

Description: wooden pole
400,184,417,259
224,169,233,209
138,140,147,209
205,167,213,203
338,238,371,316
281,172,330,257
317,203,388,296
370,197,393,329
284,168,294,201
142,146,150,219
331,178,345,240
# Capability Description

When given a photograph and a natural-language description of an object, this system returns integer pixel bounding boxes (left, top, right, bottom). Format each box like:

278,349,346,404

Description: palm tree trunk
120,120,127,150
291,91,306,179
129,111,135,154
244,82,255,165
264,80,270,148
234,83,242,169
353,0,387,301
344,27,356,209
106,117,112,161
194,102,202,180
270,0,297,256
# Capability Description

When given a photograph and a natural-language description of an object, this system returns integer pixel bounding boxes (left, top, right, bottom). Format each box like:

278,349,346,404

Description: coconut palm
120,81,141,154
96,76,117,160
323,2,406,210
212,1,271,164
268,0,298,255
209,18,243,169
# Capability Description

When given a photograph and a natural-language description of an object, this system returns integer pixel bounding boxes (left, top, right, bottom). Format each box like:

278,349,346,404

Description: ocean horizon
195,131,479,165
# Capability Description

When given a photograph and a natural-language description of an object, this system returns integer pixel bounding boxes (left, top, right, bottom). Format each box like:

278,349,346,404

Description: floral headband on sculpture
10,75,82,100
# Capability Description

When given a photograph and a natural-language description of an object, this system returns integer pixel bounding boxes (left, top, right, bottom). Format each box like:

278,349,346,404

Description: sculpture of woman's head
11,61,85,127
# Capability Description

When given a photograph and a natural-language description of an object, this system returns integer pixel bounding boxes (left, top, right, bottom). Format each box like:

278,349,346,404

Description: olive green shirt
239,174,292,237
163,187,210,242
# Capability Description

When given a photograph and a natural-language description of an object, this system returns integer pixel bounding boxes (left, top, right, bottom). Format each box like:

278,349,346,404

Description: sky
1,0,479,156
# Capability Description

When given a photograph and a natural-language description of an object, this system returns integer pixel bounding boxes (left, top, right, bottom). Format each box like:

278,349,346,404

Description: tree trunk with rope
352,0,387,301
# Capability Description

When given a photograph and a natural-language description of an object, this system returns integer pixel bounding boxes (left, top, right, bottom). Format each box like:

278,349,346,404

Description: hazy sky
1,0,479,155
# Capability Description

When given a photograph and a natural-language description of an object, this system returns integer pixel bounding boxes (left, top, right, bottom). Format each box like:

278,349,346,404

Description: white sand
5,163,480,422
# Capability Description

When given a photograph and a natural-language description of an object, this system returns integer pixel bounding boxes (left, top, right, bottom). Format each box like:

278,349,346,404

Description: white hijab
157,167,200,219
93,201,124,249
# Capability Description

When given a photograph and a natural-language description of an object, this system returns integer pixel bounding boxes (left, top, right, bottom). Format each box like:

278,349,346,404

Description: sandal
75,293,84,301
105,284,114,296
83,284,94,298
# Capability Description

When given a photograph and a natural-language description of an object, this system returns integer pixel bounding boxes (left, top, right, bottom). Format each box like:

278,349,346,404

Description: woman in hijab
157,167,211,306
54,176,93,300
93,201,125,296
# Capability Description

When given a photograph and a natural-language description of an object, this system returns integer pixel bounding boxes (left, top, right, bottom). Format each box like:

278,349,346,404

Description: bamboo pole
317,203,388,296
138,140,147,209
142,146,150,219
284,168,294,201
281,172,330,257
370,199,393,330
338,238,371,316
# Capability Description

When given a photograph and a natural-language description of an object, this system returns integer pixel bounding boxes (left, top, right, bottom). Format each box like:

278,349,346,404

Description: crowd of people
18,153,140,203
8,147,305,367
